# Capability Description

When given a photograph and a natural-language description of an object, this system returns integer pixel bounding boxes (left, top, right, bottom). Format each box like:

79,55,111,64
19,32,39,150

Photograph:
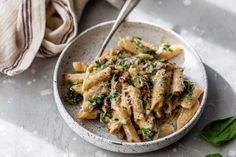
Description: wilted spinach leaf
89,94,107,107
138,128,154,141
65,89,82,105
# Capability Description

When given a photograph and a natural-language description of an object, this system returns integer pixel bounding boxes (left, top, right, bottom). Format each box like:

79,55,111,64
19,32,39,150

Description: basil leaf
201,115,236,146
204,153,222,157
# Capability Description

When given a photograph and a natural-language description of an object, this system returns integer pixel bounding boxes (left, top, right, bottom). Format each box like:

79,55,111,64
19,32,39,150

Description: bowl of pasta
53,21,207,153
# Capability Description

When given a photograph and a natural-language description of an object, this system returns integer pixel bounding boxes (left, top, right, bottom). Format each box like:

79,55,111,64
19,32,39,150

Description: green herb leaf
201,115,236,146
143,47,156,57
145,64,154,74
65,90,83,105
184,93,193,100
131,37,142,49
89,94,106,107
108,91,119,101
127,77,134,86
183,80,194,99
131,37,157,57
204,153,223,157
95,60,101,66
163,43,173,52
184,80,194,93
99,109,113,123
139,128,154,140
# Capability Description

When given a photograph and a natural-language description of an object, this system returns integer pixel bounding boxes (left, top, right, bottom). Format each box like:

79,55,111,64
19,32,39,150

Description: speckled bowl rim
53,20,208,149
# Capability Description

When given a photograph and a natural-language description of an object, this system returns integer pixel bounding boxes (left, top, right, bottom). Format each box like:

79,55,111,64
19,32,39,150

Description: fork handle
96,0,140,58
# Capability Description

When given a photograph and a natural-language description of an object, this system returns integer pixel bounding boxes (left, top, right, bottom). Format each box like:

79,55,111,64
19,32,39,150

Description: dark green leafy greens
131,37,157,58
65,89,83,105
89,94,106,107
201,115,236,146
163,43,173,52
204,153,222,157
99,109,113,123
107,91,119,101
139,128,154,140
184,80,194,100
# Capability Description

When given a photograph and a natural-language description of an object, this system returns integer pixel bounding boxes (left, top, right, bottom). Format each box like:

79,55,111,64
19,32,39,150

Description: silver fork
96,0,140,58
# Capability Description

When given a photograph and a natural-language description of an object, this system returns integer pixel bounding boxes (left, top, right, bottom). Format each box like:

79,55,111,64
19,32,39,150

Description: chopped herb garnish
139,128,154,140
89,94,106,107
183,80,194,100
93,60,103,72
163,43,173,52
131,37,157,57
65,89,83,105
184,80,194,92
184,80,194,98
145,64,154,74
143,47,156,57
99,109,113,123
112,74,119,82
131,37,142,49
184,93,193,100
108,91,119,101
134,75,145,88
95,60,101,66
128,78,134,86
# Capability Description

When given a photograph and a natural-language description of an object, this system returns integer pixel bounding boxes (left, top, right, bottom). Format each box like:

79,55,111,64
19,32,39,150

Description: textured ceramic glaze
53,21,208,153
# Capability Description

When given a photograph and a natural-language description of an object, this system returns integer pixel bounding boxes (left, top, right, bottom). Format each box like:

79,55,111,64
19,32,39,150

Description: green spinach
201,115,236,146
204,153,222,157
184,80,194,100
89,94,106,107
99,109,113,123
139,128,154,140
108,91,119,101
65,89,82,105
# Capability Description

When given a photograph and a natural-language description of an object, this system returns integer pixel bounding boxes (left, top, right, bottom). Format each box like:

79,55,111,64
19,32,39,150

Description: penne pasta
157,44,183,60
158,123,175,137
72,62,87,72
127,86,146,128
63,73,86,84
180,86,203,109
82,67,111,92
63,36,204,142
177,101,200,130
171,68,184,95
151,69,167,117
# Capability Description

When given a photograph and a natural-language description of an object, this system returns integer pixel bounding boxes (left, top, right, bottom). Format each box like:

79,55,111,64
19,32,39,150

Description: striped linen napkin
0,0,124,76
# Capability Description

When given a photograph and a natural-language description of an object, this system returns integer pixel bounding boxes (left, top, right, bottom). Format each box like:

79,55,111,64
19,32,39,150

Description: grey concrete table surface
0,0,236,156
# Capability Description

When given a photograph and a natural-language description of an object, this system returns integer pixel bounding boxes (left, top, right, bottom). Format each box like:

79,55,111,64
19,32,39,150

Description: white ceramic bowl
53,21,208,153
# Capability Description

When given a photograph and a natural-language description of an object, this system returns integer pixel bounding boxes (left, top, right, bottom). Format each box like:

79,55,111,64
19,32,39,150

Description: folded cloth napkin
0,0,123,76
